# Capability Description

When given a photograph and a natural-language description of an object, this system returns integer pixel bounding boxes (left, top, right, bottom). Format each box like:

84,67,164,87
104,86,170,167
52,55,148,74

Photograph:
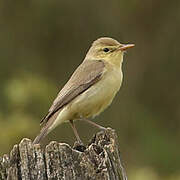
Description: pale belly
67,68,123,120
50,66,122,131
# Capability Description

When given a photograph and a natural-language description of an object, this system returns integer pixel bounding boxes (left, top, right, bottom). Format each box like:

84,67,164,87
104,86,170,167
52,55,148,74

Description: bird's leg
69,120,83,145
80,118,107,130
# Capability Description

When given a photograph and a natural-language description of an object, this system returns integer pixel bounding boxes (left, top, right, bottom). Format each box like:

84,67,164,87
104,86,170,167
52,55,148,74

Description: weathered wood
0,128,127,180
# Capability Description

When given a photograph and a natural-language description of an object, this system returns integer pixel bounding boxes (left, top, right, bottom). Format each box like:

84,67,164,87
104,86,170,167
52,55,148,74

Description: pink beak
118,44,135,51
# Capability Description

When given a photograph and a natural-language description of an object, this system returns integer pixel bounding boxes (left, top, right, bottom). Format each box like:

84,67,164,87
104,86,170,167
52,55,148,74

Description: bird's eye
103,48,110,52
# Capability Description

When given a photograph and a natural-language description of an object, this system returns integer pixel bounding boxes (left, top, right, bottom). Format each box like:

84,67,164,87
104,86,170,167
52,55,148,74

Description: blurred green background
0,0,180,179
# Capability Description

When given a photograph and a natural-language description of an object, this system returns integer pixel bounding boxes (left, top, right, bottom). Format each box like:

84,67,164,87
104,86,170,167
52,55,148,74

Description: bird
33,37,134,144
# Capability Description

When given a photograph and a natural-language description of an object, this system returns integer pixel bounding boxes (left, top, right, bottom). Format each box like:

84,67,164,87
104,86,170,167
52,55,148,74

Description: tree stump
0,128,127,180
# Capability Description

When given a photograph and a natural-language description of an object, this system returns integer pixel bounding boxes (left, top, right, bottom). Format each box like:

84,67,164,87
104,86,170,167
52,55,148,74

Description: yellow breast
69,63,123,119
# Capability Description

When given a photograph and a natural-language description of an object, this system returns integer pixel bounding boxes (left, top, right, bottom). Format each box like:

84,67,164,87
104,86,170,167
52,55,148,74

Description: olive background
0,0,180,179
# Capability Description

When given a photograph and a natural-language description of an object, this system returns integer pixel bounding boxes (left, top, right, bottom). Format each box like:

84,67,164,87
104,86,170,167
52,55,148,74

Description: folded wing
40,59,105,126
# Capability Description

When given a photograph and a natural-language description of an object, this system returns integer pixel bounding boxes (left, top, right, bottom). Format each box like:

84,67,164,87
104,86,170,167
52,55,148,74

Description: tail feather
33,110,61,144
33,127,49,144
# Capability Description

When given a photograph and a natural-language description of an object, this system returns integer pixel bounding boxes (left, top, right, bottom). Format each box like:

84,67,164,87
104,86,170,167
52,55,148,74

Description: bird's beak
118,44,135,51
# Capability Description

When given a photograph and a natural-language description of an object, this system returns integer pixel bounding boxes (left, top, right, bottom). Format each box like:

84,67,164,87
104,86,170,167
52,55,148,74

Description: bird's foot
73,141,86,152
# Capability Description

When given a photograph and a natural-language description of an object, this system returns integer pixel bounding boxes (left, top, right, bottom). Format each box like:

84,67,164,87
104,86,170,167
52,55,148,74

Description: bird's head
85,37,134,67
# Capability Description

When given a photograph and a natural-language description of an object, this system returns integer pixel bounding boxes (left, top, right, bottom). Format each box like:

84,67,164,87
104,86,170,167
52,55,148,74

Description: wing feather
40,60,105,125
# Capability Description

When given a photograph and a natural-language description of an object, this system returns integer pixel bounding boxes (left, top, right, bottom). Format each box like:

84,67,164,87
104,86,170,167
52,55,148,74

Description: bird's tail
33,110,61,144
33,126,49,144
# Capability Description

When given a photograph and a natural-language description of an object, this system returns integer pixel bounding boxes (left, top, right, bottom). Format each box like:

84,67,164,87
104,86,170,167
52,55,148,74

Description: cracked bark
0,128,127,180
